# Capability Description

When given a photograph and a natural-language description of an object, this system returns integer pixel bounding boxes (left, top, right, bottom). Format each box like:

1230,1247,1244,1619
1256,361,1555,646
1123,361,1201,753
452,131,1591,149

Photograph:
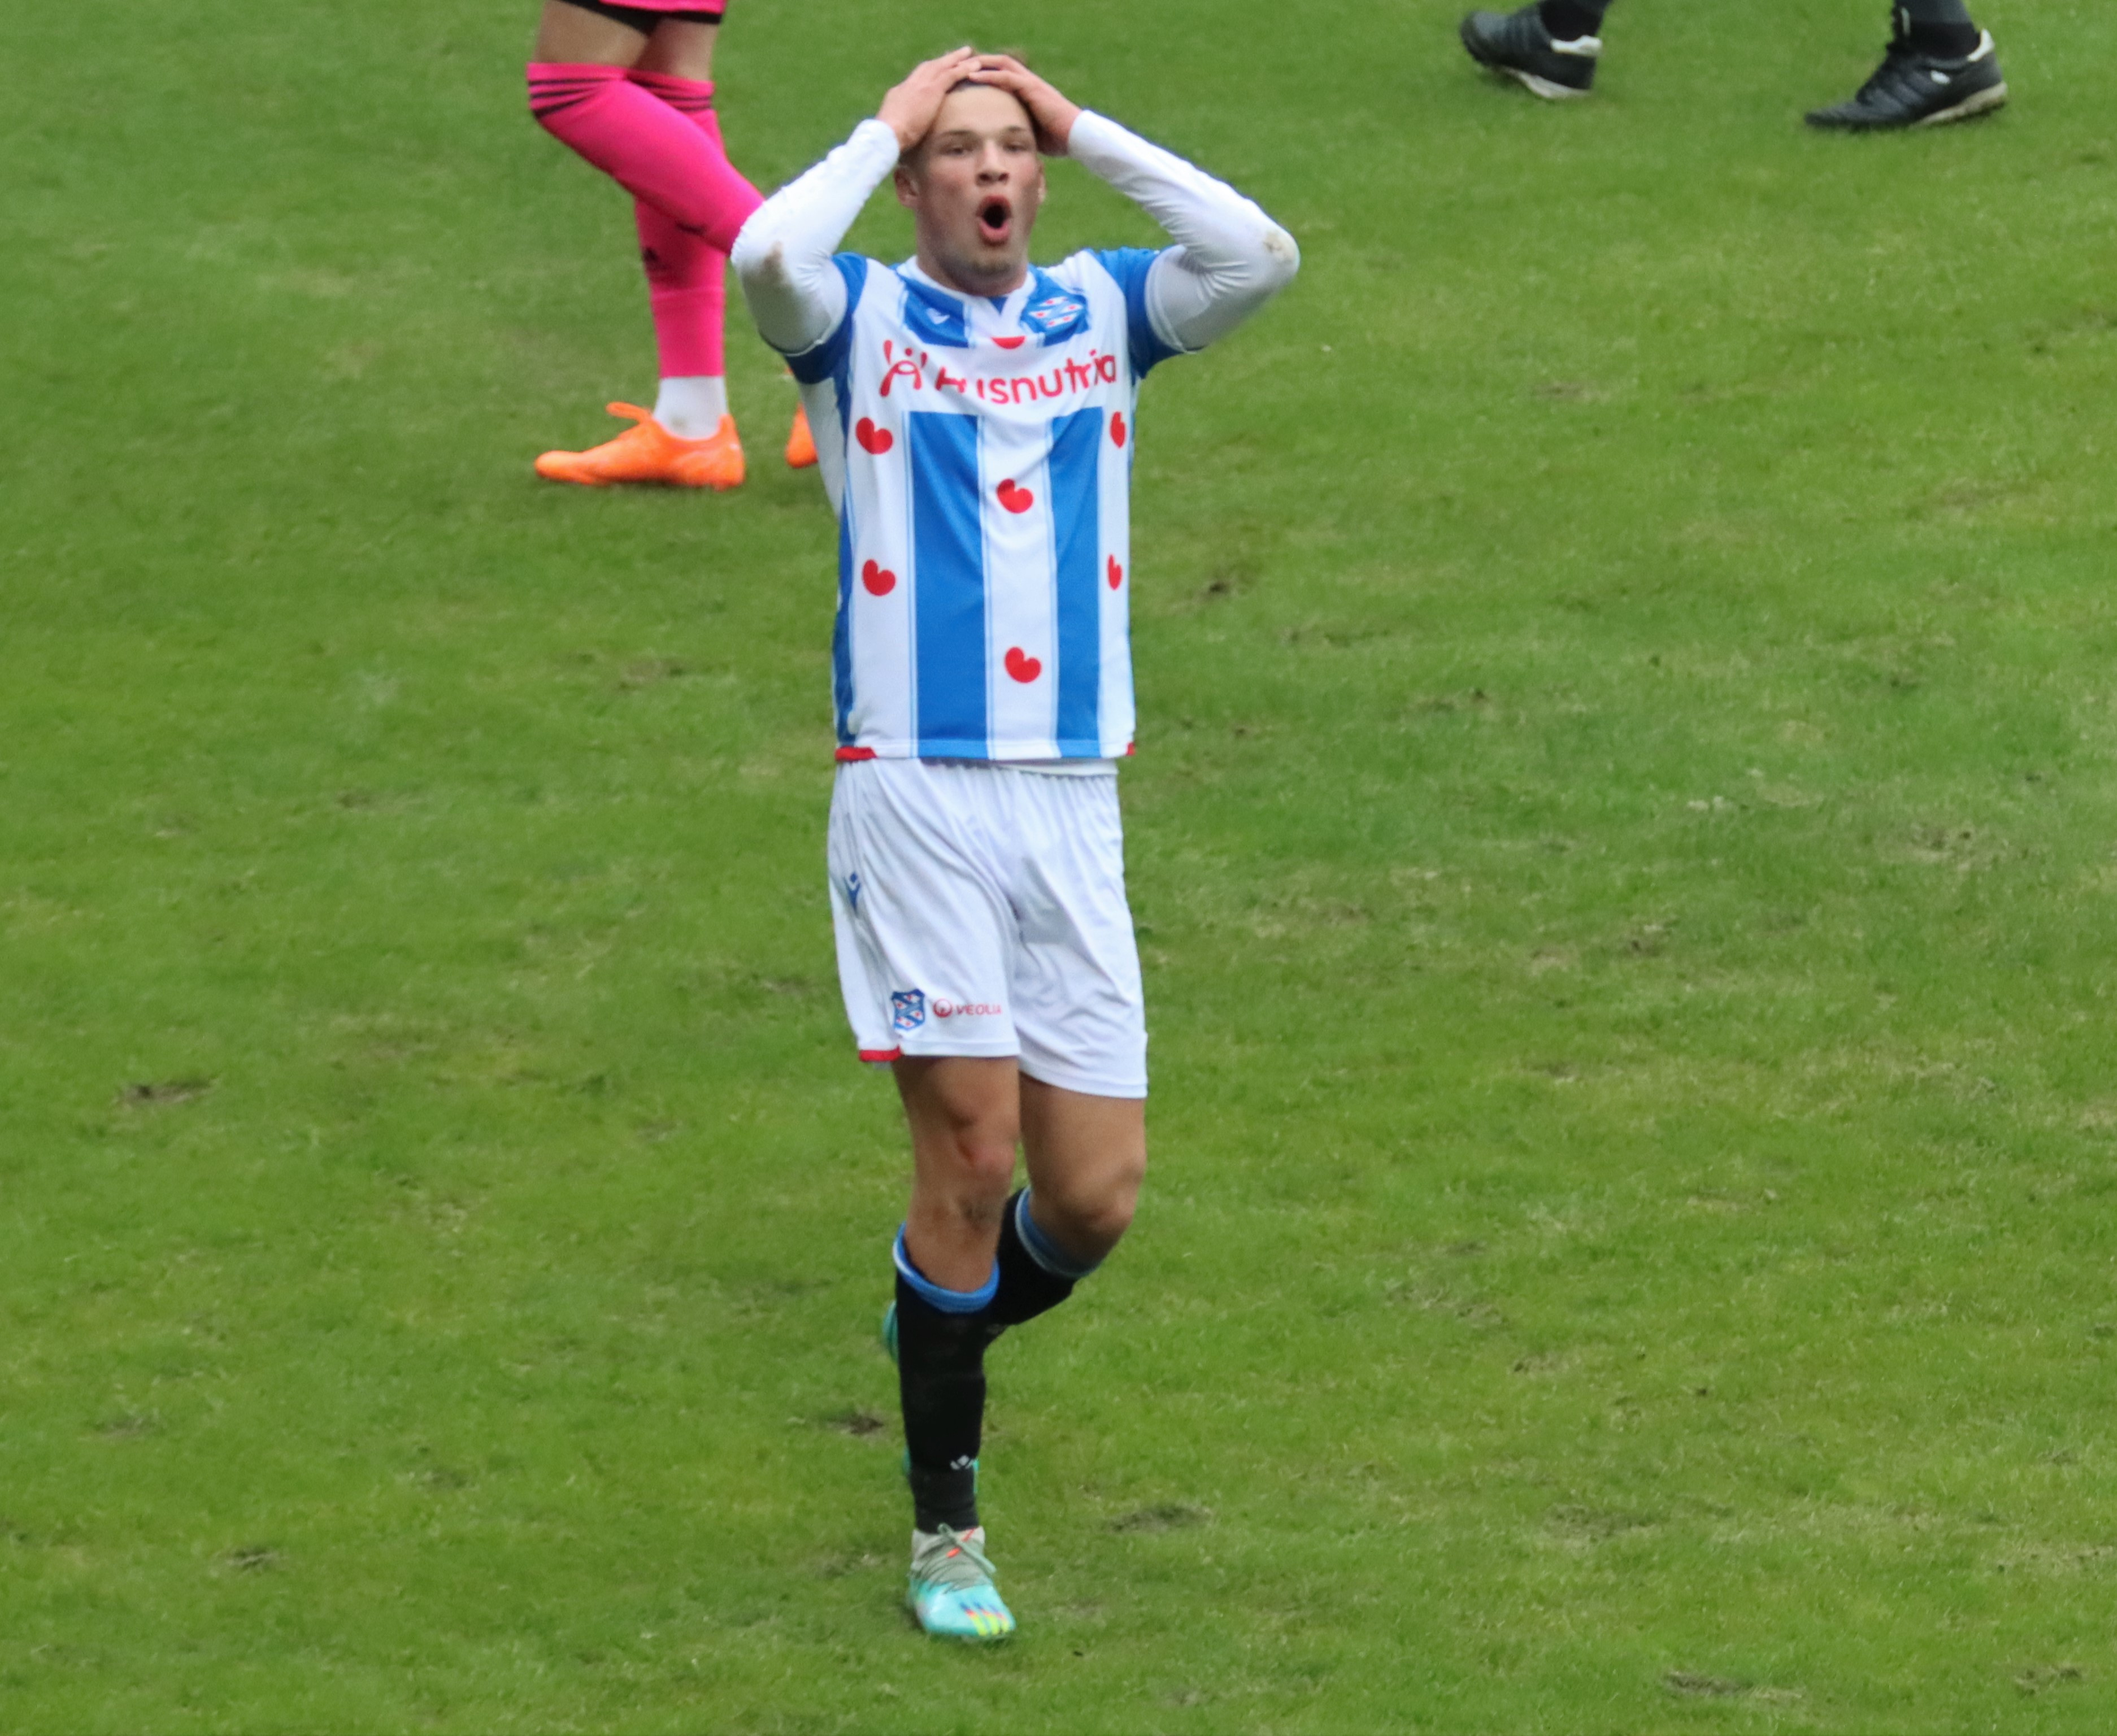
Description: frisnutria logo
876,337,1121,406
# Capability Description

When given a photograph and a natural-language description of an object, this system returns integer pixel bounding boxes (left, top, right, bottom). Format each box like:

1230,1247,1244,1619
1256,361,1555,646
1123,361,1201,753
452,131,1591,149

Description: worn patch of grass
5,0,2117,1729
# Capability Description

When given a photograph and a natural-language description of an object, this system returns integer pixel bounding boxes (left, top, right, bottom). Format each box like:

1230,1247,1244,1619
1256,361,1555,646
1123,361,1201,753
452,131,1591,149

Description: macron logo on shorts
890,989,927,1032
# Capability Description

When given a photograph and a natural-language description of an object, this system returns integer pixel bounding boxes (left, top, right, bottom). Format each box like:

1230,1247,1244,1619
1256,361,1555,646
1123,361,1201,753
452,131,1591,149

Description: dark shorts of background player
555,0,727,31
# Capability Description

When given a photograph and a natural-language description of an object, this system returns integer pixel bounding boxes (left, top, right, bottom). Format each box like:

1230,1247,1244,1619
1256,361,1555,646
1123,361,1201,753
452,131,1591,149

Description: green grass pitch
5,0,2117,1726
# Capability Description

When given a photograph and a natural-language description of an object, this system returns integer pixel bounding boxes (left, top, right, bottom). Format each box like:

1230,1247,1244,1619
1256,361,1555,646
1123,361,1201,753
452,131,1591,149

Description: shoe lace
915,1528,999,1594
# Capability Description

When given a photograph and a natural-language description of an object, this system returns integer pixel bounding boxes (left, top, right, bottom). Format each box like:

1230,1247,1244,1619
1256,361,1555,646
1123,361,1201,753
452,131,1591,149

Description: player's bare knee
1075,1191,1137,1252
931,1095,1020,1177
1094,1165,1145,1239
1036,1161,1141,1253
951,1130,1020,1199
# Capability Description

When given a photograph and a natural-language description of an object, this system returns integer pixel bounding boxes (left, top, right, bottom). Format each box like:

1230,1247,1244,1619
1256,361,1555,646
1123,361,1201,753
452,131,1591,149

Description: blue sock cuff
893,1229,998,1315
1015,1190,1101,1282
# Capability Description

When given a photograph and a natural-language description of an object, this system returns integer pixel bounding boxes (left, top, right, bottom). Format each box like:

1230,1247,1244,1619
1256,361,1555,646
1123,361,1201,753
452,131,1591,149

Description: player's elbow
1257,224,1300,293
729,226,821,352
727,215,782,292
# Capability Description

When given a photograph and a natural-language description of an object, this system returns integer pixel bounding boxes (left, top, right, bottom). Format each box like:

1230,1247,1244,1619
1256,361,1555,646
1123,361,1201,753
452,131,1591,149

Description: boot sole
1915,81,2007,127
1501,66,1594,99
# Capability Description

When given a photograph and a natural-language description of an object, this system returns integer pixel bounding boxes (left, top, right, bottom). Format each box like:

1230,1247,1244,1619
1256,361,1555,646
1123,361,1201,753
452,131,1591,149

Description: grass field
6,0,2117,1728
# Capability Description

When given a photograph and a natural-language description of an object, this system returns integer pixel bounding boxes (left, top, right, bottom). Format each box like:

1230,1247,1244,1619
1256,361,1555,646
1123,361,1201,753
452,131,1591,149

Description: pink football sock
627,71,729,381
527,62,762,255
635,203,727,380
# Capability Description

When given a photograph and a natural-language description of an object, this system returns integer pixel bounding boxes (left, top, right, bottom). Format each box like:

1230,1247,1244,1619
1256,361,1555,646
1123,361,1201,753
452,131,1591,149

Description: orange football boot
785,400,818,470
534,404,745,490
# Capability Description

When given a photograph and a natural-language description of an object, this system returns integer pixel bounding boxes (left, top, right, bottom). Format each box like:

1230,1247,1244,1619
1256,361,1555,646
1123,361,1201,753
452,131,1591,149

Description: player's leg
827,760,1021,1639
898,1057,1018,1292
995,763,1149,1328
1897,0,1983,55
631,20,814,473
532,0,649,71
527,1,761,483
1460,0,1607,99
896,1054,1016,1483
890,1055,1019,1639
989,1079,1145,1328
1019,1080,1145,1262
631,22,814,473
624,21,739,475
528,2,758,250
1806,0,2006,130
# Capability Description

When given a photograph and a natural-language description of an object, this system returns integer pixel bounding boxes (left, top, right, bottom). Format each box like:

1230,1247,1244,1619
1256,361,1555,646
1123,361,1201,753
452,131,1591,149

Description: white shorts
826,758,1148,1098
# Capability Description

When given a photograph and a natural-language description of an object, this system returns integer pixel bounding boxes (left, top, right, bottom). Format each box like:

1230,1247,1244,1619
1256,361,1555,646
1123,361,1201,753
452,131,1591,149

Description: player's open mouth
977,199,1012,246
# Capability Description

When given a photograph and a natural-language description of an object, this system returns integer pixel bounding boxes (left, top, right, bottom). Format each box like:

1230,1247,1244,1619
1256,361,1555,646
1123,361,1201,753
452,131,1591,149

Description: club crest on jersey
1021,288,1089,341
890,989,927,1032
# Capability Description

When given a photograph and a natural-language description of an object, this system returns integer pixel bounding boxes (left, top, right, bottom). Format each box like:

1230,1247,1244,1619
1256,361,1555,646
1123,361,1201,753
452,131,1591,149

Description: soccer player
729,49,1297,1639
1460,1,2007,130
525,0,816,488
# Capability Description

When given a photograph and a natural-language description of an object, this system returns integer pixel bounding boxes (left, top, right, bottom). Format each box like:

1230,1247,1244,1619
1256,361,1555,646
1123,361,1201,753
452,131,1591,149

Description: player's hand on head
971,55,1082,156
879,46,984,154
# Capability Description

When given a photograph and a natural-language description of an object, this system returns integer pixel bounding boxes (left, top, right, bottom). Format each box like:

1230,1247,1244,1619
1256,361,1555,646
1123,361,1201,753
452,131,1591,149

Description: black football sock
1895,0,1979,57
988,1188,1101,1330
893,1232,996,1533
1538,0,1610,42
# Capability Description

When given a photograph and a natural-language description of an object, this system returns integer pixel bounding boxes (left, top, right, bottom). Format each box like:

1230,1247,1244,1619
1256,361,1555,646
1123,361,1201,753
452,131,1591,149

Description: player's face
896,84,1046,297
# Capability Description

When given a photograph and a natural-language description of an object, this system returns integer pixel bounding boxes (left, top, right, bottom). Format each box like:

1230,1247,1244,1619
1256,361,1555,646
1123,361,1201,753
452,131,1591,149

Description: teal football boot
907,1525,1016,1641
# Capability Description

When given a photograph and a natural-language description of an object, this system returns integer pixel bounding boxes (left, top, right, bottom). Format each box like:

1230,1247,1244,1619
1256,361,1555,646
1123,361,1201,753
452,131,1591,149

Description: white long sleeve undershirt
731,110,1298,362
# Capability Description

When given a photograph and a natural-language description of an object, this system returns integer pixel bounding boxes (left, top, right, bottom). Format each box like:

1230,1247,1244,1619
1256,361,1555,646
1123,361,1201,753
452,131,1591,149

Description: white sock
653,376,728,439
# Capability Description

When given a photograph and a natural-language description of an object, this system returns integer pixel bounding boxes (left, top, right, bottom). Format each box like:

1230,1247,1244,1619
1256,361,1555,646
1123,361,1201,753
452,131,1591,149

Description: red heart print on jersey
855,417,894,455
997,480,1034,514
1110,411,1127,449
860,560,896,597
1107,556,1124,590
993,336,1025,350
1004,647,1042,684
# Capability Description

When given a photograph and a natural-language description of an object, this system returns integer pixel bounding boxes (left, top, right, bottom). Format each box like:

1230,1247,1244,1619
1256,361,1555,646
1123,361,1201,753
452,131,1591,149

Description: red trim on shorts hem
857,1046,902,1062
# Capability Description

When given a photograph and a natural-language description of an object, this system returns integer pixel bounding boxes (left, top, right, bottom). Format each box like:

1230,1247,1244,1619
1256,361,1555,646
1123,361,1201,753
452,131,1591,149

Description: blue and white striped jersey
788,249,1179,763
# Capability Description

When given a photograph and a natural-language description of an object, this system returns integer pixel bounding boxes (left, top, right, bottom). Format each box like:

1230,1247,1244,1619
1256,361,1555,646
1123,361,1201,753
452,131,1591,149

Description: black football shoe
1805,29,2007,130
1460,4,1601,100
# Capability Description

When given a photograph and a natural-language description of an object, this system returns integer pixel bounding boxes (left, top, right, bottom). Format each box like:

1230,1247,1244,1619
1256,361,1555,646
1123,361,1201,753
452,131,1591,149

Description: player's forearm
1066,110,1299,354
731,118,901,356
